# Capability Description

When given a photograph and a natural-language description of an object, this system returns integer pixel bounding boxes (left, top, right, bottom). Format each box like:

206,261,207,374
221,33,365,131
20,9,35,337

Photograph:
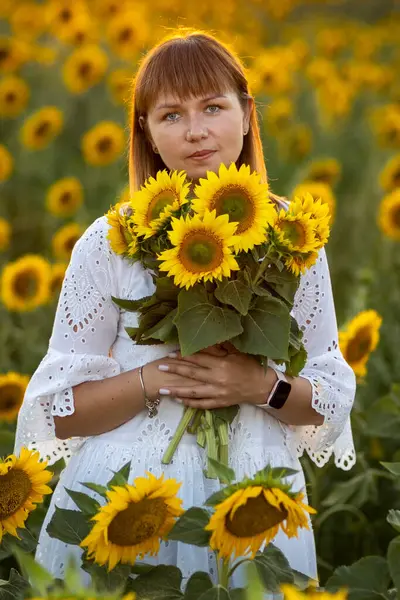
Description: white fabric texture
14,215,356,583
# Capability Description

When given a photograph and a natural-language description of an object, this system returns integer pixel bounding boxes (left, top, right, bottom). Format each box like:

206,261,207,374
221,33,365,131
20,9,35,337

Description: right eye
163,112,180,122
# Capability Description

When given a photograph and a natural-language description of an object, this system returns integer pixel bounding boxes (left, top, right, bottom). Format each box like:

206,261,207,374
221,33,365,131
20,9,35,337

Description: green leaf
205,487,234,507
212,406,240,425
155,277,180,302
174,286,243,356
232,296,291,360
46,507,90,545
80,482,108,498
82,558,131,593
387,536,400,591
292,570,314,591
168,507,212,546
14,547,54,596
0,568,30,600
129,565,183,600
229,589,246,600
107,460,131,488
215,279,253,315
111,295,152,311
270,466,299,479
0,430,16,458
286,345,307,377
380,462,400,476
197,585,230,600
207,457,235,484
143,308,179,343
322,473,376,509
253,544,294,592
325,556,391,600
0,527,37,560
131,563,155,575
65,489,101,517
64,555,85,595
263,265,299,304
184,572,213,600
387,510,400,533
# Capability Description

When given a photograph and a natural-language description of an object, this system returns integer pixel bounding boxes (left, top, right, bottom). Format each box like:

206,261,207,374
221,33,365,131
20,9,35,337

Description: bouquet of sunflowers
106,163,330,476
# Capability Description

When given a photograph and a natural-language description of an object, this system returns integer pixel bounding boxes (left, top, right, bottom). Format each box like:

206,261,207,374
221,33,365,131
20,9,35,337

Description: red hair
129,30,280,202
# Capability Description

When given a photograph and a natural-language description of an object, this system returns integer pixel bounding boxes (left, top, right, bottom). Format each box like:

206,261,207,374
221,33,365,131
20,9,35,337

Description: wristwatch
257,367,292,410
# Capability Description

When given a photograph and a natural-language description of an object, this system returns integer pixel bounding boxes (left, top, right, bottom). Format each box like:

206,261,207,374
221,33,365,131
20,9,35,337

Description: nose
186,114,209,141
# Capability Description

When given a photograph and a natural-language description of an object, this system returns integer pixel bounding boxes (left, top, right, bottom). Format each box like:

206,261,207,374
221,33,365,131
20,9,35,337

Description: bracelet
139,365,160,418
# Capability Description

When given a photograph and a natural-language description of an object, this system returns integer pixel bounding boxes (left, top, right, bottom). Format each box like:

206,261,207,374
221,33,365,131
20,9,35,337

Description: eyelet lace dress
14,216,356,585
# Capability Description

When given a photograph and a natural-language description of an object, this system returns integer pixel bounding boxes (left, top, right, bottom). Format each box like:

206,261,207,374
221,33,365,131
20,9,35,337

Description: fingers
176,398,229,409
169,352,224,370
158,360,212,382
161,385,216,399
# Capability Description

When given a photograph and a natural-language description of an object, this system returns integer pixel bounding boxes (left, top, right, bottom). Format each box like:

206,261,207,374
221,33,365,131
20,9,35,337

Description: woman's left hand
158,346,276,409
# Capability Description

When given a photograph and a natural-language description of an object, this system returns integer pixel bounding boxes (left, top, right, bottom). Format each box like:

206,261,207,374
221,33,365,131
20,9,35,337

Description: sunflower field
1,0,400,597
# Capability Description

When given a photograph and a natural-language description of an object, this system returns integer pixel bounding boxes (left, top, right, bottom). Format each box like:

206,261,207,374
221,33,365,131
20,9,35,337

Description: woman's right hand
142,345,228,402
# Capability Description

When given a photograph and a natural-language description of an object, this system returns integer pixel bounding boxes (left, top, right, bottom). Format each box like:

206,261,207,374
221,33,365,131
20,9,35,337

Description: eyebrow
155,94,227,111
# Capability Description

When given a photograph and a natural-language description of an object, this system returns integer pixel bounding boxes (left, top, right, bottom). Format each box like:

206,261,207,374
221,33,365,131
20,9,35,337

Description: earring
152,145,159,154
244,126,249,136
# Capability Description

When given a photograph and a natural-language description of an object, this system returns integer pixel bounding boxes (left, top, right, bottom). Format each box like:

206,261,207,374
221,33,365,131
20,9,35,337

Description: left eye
206,105,221,113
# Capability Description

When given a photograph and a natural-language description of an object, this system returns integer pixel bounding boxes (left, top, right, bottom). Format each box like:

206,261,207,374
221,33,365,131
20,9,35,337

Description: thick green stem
252,255,270,287
187,409,203,434
218,557,230,588
218,420,229,478
204,410,218,478
228,557,250,579
162,407,197,464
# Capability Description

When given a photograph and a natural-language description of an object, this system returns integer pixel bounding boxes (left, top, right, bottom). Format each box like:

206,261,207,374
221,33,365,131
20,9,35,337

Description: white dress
14,215,356,585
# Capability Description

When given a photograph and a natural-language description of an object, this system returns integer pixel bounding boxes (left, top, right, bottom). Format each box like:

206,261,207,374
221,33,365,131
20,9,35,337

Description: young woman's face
145,90,252,182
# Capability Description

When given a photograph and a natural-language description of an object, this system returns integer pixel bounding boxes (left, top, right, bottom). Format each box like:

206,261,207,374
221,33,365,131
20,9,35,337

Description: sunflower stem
204,410,218,479
227,557,251,579
187,408,203,434
217,557,231,588
218,421,229,477
252,255,270,287
161,407,197,464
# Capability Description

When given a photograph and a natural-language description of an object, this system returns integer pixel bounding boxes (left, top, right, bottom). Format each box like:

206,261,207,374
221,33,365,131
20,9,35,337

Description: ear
243,96,254,134
138,115,145,131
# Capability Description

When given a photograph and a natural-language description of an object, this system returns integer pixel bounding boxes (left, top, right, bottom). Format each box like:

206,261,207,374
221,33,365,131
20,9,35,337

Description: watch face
269,380,291,409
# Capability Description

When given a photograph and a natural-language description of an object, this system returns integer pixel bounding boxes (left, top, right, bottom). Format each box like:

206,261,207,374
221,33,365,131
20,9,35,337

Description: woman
14,31,356,584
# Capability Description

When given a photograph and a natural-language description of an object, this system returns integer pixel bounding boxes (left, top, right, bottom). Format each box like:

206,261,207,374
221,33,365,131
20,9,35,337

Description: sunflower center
279,220,306,248
97,137,112,153
0,48,9,63
147,191,176,222
345,327,373,363
225,493,288,538
13,269,38,299
59,191,72,205
0,468,32,519
311,172,330,183
391,205,400,228
64,235,80,253
60,8,72,22
78,62,92,78
393,169,400,186
35,120,51,138
0,384,22,411
50,275,64,295
108,497,167,546
179,231,224,273
5,92,16,104
213,186,255,233
119,28,133,43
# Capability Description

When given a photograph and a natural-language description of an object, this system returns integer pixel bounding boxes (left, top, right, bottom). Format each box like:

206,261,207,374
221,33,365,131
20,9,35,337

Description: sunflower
272,208,317,255
63,44,108,94
106,202,138,257
0,75,30,118
192,163,276,253
316,28,347,59
284,251,319,277
0,255,51,312
250,50,294,96
379,154,400,193
94,0,129,21
52,223,84,261
280,124,313,162
378,189,400,241
0,217,11,252
20,106,64,150
289,192,331,248
0,372,30,423
49,263,68,298
46,177,84,218
304,158,341,187
81,121,125,166
316,78,355,127
369,104,400,149
107,68,132,106
105,10,150,61
46,0,88,38
58,13,99,46
291,182,336,224
0,36,30,73
205,467,316,560
131,170,190,239
9,2,46,41
281,585,348,599
0,144,13,182
305,58,337,88
158,210,240,290
264,97,294,135
339,310,382,377
0,447,53,543
80,472,183,571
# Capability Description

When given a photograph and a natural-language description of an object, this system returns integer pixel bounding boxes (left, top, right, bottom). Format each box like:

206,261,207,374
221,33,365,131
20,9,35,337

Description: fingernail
158,364,169,371
168,352,178,358
159,388,171,395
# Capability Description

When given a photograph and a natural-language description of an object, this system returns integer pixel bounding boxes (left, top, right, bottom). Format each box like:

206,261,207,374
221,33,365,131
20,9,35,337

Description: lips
188,149,216,158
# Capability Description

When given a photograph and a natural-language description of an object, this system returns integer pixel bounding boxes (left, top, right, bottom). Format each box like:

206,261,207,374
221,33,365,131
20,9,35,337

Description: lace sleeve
287,248,357,471
14,216,122,465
